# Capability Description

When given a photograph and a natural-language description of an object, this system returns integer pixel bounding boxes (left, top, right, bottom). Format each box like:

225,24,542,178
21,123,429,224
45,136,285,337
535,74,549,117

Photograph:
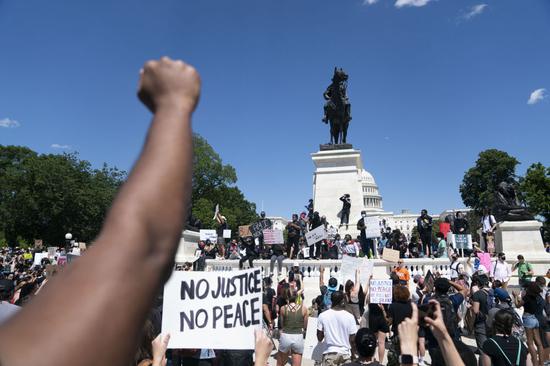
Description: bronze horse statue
322,67,352,144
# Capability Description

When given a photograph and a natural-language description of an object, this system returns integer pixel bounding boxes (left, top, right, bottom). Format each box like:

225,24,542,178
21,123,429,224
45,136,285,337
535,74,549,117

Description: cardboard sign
34,239,43,249
382,248,400,263
424,270,434,293
341,257,375,286
451,234,472,250
262,229,284,244
239,225,252,238
249,219,273,238
365,216,381,239
162,268,263,350
369,279,393,304
78,242,87,250
223,230,232,239
199,229,218,242
478,252,491,272
305,226,327,245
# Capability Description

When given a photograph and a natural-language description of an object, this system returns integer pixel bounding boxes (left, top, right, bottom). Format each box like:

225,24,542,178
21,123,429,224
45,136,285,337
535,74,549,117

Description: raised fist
138,56,201,113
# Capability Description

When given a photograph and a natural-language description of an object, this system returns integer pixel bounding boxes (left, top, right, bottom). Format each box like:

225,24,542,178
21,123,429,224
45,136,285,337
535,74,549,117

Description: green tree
190,135,257,232
460,149,519,213
0,145,125,246
520,162,550,241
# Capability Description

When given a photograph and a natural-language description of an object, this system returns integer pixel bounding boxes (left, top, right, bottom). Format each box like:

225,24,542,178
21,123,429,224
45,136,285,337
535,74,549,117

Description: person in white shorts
278,291,308,366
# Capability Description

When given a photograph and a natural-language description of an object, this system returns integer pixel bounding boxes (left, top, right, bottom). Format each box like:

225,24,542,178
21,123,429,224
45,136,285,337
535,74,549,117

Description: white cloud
527,88,547,105
363,0,379,5
51,144,71,149
0,118,20,128
463,4,488,20
394,0,433,8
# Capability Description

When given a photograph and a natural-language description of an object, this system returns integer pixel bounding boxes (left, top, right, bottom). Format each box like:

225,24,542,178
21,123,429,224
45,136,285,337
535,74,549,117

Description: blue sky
1,0,549,219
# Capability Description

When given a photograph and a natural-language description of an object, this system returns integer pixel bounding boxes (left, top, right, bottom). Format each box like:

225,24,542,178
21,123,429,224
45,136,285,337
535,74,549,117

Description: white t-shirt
0,301,20,325
317,308,357,355
482,215,496,233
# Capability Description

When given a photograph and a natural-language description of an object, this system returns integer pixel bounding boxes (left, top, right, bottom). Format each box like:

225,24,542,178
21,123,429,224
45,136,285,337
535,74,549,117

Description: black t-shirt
263,288,276,322
482,336,528,366
271,244,285,256
357,218,366,238
287,221,300,237
388,301,412,335
217,221,228,237
472,289,490,320
341,197,351,211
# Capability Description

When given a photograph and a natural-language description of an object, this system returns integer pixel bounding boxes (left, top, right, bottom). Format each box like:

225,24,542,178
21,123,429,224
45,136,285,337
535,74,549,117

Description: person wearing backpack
481,208,497,252
472,274,494,354
422,277,468,362
319,267,339,313
481,309,529,366
486,288,525,342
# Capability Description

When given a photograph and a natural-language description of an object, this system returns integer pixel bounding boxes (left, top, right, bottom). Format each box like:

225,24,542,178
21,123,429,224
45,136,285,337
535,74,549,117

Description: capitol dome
360,169,383,211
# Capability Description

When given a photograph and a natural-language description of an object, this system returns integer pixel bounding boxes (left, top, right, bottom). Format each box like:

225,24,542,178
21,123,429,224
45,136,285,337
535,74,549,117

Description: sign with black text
262,229,284,244
305,226,327,245
250,219,273,238
162,268,263,349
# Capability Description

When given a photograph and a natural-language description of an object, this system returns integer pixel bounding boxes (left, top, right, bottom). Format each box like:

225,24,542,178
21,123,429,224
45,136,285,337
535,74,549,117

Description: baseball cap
494,288,510,301
328,277,338,291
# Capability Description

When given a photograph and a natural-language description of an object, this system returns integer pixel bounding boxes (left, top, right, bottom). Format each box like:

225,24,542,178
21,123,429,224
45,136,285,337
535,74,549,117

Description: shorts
322,353,351,366
279,332,304,354
523,314,539,329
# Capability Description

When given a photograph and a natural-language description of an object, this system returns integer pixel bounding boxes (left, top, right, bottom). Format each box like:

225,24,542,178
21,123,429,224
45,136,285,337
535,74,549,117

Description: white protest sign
305,226,327,245
33,252,48,267
303,317,327,361
365,216,381,238
262,229,284,244
369,279,393,304
162,268,263,350
223,230,232,239
47,247,57,258
199,229,218,242
359,259,374,285
341,256,361,284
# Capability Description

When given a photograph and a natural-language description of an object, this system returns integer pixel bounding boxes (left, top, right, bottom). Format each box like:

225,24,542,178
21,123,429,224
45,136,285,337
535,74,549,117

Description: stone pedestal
494,220,545,256
175,230,200,263
311,148,365,238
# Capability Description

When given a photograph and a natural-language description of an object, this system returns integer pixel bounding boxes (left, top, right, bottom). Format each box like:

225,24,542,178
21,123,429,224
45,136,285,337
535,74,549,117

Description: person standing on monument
339,194,351,230
309,211,323,259
417,209,433,257
287,214,301,259
357,211,375,259
481,208,497,252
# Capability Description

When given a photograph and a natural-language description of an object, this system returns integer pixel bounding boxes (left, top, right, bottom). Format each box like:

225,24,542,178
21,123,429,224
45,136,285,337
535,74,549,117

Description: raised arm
0,57,200,366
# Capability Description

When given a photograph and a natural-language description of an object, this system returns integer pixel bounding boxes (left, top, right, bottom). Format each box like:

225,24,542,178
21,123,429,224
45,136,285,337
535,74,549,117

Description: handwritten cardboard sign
262,229,284,244
305,226,327,245
382,248,400,263
162,268,262,349
199,229,218,242
250,219,273,238
238,225,252,238
365,216,381,239
369,279,393,304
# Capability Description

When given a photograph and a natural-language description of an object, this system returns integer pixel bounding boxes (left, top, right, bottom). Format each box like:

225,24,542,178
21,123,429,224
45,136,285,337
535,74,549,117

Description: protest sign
199,229,218,242
239,225,252,237
360,260,374,285
47,247,57,258
33,252,48,267
305,226,327,246
382,248,400,263
34,239,43,249
369,279,393,304
162,268,263,350
365,216,381,238
262,229,284,244
250,219,273,238
341,256,360,284
303,317,327,361
451,234,472,250
223,230,232,239
478,252,491,272
424,270,434,293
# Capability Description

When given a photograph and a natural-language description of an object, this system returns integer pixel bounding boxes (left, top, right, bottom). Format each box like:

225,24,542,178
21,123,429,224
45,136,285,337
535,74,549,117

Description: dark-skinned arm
0,57,200,366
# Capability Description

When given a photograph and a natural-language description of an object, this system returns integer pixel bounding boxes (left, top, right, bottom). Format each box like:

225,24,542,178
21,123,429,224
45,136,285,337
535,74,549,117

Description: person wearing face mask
286,214,301,259
357,211,375,259
490,253,512,289
392,259,410,286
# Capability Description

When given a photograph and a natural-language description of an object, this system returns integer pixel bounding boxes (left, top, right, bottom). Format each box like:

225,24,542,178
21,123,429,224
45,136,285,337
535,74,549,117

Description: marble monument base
494,220,545,257
175,230,201,263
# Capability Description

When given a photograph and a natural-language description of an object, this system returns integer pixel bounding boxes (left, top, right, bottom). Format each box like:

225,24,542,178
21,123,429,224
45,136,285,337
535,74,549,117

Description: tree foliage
520,162,550,241
460,149,519,213
191,135,257,231
0,145,125,246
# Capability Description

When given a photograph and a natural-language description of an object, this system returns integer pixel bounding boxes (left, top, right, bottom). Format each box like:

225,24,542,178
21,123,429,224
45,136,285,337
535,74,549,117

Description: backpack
322,289,333,311
434,294,459,338
484,289,496,311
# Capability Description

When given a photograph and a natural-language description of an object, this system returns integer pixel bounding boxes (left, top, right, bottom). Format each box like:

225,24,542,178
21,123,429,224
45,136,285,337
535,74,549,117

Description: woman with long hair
277,291,308,366
514,283,545,366
362,275,389,363
344,269,361,323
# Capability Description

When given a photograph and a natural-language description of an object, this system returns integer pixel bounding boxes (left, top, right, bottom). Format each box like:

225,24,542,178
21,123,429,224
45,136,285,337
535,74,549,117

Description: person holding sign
0,57,200,366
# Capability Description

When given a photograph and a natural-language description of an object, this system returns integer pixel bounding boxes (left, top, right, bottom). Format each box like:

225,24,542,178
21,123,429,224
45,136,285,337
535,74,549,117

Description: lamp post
65,233,72,253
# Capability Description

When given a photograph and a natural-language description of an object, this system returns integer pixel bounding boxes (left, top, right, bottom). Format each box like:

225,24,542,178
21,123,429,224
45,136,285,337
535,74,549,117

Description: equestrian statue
322,67,352,145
